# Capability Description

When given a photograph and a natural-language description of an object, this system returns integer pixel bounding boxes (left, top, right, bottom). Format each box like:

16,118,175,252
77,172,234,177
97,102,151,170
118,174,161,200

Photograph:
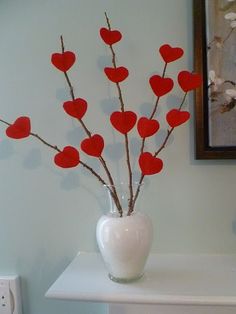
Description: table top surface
45,252,236,305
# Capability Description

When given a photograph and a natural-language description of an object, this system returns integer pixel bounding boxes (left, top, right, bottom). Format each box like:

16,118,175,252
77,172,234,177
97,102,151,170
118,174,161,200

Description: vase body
96,211,153,283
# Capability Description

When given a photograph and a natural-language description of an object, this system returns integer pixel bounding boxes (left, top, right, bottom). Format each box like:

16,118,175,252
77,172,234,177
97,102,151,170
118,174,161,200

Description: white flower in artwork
230,20,236,28
223,89,236,112
225,89,236,99
224,12,236,20
216,42,223,48
209,70,224,90
227,0,235,2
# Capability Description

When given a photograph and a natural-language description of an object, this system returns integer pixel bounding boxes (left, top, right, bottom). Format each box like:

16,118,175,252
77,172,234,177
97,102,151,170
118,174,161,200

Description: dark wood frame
193,0,236,159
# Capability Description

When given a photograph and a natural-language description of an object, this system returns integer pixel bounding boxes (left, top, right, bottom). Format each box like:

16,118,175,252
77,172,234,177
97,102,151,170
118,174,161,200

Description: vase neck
104,183,142,217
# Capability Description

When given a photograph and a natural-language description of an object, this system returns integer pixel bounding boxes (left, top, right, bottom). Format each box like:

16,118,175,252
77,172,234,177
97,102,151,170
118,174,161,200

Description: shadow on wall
0,139,14,159
23,148,42,169
232,220,236,236
0,139,106,210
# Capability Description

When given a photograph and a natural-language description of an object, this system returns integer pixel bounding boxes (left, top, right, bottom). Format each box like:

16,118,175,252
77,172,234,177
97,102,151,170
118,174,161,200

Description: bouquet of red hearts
0,14,201,217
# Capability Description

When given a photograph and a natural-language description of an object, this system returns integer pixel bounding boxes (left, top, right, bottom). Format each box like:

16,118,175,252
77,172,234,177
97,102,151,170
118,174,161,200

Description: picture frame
194,0,236,159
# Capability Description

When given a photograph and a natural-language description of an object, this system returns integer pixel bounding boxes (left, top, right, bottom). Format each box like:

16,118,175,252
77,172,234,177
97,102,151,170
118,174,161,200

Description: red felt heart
54,146,80,168
110,111,137,134
63,98,87,119
81,134,104,157
6,116,31,139
159,44,184,63
149,75,174,97
139,152,163,175
104,67,129,83
178,71,202,92
100,27,122,45
166,109,190,127
51,51,76,72
137,117,160,138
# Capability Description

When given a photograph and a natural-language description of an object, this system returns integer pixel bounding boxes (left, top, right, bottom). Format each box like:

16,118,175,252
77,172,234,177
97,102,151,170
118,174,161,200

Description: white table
46,252,236,314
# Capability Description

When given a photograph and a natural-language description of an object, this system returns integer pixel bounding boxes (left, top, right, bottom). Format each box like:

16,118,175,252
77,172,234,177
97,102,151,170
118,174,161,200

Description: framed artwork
194,0,236,159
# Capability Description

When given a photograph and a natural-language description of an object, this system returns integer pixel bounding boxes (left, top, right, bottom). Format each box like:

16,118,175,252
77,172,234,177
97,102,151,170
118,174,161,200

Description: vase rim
103,181,144,187
102,211,145,219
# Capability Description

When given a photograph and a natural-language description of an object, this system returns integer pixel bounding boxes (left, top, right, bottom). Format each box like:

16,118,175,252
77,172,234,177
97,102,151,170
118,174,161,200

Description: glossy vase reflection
96,184,153,283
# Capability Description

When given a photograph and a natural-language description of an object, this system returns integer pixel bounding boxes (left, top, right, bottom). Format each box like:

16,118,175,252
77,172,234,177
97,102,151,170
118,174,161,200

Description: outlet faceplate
0,276,22,314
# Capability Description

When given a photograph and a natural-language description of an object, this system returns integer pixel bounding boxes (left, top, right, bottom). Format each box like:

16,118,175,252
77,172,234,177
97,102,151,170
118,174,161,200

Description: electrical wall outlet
0,279,11,314
0,276,22,314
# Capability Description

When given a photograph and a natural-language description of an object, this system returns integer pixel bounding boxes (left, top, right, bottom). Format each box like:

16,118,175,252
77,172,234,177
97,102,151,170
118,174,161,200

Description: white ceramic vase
96,211,153,283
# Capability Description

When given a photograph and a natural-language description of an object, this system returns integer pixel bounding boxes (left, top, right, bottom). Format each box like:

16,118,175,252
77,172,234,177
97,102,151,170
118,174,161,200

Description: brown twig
78,118,91,138
60,35,122,215
31,134,119,197
129,127,174,214
140,138,145,155
104,13,125,112
129,63,168,215
208,27,235,50
130,92,188,214
0,117,124,205
149,62,167,119
124,133,133,208
138,62,168,158
223,27,235,44
0,118,11,127
223,80,236,86
30,132,61,152
105,12,134,212
99,156,123,215
150,96,160,120
0,117,107,184
60,35,91,138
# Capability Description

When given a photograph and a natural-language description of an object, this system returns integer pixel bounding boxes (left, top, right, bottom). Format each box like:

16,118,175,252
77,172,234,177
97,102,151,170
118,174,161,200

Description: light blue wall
0,0,236,313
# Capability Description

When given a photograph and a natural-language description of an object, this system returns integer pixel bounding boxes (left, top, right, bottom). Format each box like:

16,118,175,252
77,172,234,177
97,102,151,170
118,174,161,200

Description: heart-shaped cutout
149,75,174,97
178,71,202,92
104,67,129,83
51,51,76,72
139,152,163,175
81,134,104,157
6,116,31,139
137,117,160,138
110,111,137,134
159,44,184,63
54,146,80,168
166,109,190,127
100,27,122,45
63,98,87,120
